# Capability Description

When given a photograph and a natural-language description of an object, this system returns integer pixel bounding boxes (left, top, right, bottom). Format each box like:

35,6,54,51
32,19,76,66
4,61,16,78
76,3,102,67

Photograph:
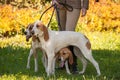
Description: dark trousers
69,46,78,72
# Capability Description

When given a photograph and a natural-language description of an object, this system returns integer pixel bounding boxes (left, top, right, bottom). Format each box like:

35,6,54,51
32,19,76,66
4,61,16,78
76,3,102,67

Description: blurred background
0,0,120,37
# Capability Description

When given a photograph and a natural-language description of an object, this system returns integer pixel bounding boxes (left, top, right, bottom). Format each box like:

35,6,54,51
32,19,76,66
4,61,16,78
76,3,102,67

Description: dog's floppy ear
37,22,49,41
68,51,73,65
32,35,37,42
42,25,49,41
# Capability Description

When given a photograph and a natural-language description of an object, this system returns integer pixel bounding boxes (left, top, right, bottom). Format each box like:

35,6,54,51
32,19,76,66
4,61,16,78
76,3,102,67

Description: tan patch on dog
37,22,49,41
32,35,37,42
32,35,40,42
86,41,91,50
84,35,91,50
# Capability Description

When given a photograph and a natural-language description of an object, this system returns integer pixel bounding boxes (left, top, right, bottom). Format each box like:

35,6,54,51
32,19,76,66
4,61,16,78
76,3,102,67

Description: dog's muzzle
26,35,31,42
24,31,27,35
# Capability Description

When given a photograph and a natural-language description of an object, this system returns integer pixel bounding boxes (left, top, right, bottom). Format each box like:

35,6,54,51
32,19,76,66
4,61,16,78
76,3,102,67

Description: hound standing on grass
31,20,101,76
25,24,47,72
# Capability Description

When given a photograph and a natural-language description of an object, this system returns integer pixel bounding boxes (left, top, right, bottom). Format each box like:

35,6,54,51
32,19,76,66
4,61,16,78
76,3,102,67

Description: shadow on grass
0,46,120,79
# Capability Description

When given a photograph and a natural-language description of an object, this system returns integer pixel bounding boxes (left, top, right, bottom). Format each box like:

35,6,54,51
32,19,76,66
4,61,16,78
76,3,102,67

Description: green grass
0,32,120,80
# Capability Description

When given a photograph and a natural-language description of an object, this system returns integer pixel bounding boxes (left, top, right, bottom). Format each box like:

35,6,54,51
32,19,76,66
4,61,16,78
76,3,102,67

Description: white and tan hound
31,20,101,76
25,23,47,72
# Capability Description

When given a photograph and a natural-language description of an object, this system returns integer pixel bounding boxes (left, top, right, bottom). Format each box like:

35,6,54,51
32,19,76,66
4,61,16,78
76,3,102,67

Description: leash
39,4,54,20
39,4,56,28
47,4,56,28
39,2,73,29
54,4,61,30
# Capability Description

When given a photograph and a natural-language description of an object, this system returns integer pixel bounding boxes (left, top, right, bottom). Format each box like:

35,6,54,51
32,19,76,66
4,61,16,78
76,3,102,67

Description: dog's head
32,20,49,41
24,23,34,41
59,48,73,65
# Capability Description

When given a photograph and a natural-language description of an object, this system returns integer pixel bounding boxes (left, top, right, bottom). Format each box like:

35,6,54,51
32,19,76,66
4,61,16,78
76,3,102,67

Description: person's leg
69,46,78,73
66,9,81,73
55,9,66,31
66,9,80,31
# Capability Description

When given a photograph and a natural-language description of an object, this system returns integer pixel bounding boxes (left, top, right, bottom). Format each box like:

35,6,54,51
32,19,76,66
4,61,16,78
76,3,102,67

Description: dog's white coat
32,20,101,76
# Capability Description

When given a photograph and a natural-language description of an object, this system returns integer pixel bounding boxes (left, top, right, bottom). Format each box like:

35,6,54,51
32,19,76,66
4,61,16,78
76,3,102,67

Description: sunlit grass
84,32,120,50
0,32,120,80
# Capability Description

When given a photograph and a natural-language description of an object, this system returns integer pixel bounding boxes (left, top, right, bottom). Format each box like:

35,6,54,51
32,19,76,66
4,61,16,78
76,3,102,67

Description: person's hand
81,8,87,17
52,0,59,5
52,0,63,8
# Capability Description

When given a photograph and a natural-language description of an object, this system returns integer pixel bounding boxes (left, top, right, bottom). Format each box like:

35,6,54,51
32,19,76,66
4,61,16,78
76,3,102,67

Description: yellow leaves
0,1,120,35
79,0,120,32
0,5,42,35
0,35,31,48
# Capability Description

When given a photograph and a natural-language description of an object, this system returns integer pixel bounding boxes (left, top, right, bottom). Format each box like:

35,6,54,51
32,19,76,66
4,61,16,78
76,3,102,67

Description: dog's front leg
51,57,56,74
27,48,34,69
46,51,55,76
33,49,38,72
65,61,71,75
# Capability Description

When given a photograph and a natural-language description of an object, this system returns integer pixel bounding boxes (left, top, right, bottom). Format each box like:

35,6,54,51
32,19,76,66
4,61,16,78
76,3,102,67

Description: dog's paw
26,65,30,69
51,71,55,75
67,72,71,75
79,71,84,74
35,68,38,72
96,74,101,77
35,70,38,72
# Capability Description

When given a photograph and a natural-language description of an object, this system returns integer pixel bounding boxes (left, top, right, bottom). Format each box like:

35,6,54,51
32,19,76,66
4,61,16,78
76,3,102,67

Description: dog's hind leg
80,47,101,76
73,47,87,74
79,56,87,74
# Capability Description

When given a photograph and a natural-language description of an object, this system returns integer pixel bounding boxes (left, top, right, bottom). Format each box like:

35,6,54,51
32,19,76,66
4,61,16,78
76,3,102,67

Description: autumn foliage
80,0,120,32
0,0,120,36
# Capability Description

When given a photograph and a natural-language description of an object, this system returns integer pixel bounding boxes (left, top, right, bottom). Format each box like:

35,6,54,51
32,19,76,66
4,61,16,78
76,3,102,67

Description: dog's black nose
24,31,27,35
31,31,34,35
